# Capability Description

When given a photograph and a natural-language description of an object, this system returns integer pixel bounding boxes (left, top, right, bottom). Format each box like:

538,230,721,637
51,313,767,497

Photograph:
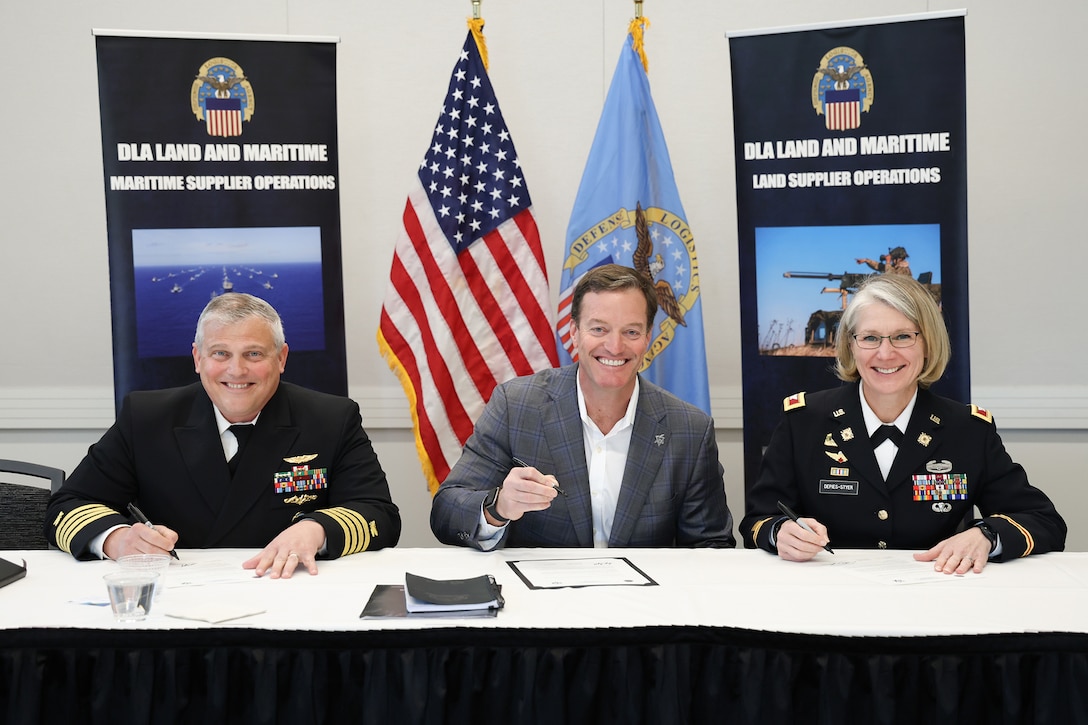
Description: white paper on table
831,556,967,585
163,559,256,588
507,557,657,589
162,603,266,624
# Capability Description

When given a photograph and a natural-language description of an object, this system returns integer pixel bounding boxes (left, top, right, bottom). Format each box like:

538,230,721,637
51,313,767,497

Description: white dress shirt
858,383,917,481
579,377,638,547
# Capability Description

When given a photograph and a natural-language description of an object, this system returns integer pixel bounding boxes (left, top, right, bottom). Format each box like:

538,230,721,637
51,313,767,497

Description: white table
3,547,1087,724
3,547,1086,635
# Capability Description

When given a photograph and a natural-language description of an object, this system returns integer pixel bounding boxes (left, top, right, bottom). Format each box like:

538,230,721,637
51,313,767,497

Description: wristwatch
974,519,998,553
483,487,509,525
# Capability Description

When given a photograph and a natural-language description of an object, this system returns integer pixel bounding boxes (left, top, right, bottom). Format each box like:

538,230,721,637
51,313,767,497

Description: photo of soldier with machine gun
756,226,942,357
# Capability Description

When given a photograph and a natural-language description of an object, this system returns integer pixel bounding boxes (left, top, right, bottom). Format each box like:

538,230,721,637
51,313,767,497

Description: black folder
0,556,27,589
360,574,504,619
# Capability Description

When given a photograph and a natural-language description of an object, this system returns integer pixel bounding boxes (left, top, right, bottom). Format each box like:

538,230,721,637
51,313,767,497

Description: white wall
2,0,1085,549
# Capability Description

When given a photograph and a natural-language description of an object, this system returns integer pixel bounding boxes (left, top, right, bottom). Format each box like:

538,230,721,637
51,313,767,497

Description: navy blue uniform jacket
46,382,400,559
741,384,1065,559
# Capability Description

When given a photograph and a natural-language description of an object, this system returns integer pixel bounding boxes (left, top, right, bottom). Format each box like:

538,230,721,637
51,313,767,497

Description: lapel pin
917,433,932,447
833,408,846,418
824,433,835,447
840,427,854,441
654,434,665,447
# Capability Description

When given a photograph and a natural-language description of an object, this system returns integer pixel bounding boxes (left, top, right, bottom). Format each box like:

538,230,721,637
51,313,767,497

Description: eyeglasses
851,332,921,349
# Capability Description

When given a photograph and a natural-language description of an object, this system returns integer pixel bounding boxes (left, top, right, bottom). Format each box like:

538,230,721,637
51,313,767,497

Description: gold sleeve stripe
54,504,118,554
991,514,1035,557
319,507,373,556
751,516,775,543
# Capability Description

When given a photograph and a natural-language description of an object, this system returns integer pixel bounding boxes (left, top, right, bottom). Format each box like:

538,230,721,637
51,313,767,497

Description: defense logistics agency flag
559,22,710,414
378,24,559,493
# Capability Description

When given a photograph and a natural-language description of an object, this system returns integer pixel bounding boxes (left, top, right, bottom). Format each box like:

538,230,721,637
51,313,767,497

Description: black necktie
870,424,903,448
228,424,253,475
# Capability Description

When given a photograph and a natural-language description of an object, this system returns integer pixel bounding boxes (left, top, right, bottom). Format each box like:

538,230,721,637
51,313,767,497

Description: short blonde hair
835,275,949,388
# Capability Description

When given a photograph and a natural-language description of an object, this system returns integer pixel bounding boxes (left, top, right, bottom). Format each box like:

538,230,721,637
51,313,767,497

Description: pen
777,500,834,555
126,502,181,560
512,456,566,496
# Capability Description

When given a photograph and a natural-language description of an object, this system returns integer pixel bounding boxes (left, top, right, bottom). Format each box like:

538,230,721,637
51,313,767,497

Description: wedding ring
963,557,973,564
288,551,299,559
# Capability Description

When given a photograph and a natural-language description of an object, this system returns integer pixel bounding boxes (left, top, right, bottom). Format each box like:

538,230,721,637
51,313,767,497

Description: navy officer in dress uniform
45,293,400,577
741,274,1065,574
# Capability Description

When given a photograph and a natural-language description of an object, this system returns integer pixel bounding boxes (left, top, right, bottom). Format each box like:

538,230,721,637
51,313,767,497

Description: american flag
378,29,559,493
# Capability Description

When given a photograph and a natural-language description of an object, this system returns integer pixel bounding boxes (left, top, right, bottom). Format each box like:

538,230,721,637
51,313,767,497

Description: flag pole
467,2,488,72
629,4,650,72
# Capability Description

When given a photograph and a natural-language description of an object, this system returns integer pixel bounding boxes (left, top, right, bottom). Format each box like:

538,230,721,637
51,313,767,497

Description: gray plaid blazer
430,365,735,549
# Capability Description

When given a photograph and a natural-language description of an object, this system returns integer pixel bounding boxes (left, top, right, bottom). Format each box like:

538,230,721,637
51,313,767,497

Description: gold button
877,509,889,520
878,541,887,549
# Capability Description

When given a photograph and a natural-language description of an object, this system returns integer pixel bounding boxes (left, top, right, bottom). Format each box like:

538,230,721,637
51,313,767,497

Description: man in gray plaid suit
430,264,734,550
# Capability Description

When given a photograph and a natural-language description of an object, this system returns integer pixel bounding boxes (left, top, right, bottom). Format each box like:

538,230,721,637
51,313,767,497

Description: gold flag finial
468,5,489,72
628,13,651,73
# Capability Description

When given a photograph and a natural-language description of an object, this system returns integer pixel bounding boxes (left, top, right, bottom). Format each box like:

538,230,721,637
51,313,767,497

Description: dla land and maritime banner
95,31,348,409
727,12,969,487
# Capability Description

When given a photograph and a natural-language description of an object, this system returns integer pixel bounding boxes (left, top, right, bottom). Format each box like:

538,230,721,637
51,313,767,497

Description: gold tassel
468,17,489,73
628,16,650,73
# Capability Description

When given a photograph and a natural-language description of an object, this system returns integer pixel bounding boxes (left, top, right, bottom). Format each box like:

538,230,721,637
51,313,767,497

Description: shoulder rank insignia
284,454,319,464
969,405,993,424
783,392,806,411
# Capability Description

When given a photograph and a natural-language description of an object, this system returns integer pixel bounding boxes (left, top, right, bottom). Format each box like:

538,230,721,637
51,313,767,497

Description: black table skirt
3,626,1087,724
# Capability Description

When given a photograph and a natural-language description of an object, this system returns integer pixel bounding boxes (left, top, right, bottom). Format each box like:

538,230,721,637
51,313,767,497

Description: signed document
506,557,657,590
833,556,967,585
163,559,255,588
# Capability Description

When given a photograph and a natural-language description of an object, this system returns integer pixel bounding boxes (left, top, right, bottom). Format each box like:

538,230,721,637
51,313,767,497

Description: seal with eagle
196,73,247,98
817,63,866,90
632,202,687,328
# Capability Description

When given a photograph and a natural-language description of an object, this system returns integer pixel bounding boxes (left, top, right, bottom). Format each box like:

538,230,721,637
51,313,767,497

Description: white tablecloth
3,547,1086,636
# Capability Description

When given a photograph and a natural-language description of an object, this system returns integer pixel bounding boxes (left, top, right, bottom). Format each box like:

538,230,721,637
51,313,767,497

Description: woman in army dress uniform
741,275,1066,574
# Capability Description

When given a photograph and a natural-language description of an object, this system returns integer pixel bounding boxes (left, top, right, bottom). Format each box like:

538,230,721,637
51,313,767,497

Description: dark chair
0,459,66,550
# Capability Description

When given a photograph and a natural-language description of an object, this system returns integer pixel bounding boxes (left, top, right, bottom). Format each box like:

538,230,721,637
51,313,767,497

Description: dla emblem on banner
191,58,254,137
811,47,873,131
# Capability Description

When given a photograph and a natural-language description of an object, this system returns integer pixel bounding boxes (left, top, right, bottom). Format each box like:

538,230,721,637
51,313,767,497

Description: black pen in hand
777,501,834,555
126,502,180,560
512,457,566,496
